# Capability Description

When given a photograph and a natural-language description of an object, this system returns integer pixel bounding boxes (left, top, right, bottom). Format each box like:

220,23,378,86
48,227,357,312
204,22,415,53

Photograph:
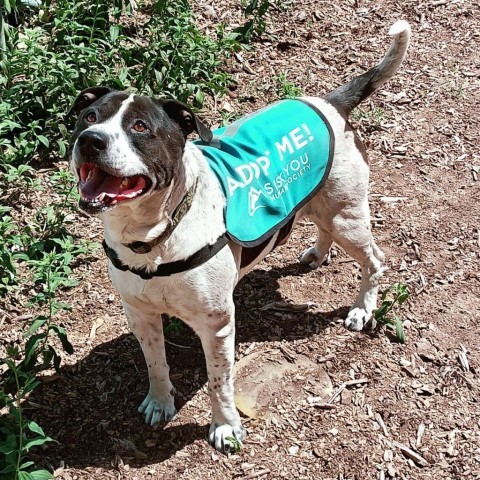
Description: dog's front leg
195,307,246,453
123,302,177,425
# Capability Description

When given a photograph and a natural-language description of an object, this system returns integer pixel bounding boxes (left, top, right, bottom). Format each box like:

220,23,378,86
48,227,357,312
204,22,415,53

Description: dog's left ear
67,86,113,117
160,99,213,144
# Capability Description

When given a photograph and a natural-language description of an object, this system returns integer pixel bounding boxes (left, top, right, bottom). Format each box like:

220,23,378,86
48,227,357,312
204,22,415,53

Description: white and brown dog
69,21,411,453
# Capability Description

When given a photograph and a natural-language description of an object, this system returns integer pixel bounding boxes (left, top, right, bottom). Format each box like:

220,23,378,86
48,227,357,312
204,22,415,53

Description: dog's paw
208,423,246,454
299,246,330,269
344,307,372,331
138,394,177,426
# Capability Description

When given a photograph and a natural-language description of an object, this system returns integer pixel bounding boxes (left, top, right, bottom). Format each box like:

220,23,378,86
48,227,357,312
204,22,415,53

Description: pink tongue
81,168,123,199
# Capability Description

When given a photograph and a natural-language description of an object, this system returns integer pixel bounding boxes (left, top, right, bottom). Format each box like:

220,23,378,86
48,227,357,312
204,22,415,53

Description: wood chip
375,412,389,436
458,344,470,372
239,469,271,479
416,423,426,448
391,440,429,467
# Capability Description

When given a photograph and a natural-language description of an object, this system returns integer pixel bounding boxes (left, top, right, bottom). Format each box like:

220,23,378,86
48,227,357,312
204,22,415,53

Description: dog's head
68,87,212,215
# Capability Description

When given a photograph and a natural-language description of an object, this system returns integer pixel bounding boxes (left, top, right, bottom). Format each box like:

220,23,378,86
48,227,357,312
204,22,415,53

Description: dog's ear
67,86,113,117
160,99,213,144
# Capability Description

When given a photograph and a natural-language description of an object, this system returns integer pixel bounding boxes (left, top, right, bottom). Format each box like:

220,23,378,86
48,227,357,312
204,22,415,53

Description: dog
69,20,411,453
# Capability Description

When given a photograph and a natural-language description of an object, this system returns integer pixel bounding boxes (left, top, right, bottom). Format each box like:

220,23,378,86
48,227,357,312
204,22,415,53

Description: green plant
374,283,409,343
351,107,385,131
164,315,185,336
0,252,76,479
225,435,243,453
0,358,55,480
276,73,302,98
0,206,24,293
234,0,271,43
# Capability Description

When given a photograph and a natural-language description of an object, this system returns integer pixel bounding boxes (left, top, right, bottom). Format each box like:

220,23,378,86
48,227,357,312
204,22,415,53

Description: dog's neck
100,142,227,269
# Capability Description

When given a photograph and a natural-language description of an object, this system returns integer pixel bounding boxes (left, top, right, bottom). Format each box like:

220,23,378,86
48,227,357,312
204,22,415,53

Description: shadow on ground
31,262,352,470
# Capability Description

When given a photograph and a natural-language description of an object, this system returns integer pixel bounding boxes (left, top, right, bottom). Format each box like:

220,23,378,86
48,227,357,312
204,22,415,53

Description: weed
1,253,75,479
351,107,385,131
235,0,292,43
164,315,185,336
276,73,302,98
225,435,243,453
374,283,409,343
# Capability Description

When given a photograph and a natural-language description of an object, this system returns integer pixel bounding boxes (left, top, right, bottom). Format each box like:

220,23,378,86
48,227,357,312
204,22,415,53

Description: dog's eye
133,120,148,133
86,112,97,123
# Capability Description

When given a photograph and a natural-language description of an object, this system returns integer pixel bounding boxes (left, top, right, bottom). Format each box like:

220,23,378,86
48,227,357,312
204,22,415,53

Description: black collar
102,234,229,279
123,180,198,254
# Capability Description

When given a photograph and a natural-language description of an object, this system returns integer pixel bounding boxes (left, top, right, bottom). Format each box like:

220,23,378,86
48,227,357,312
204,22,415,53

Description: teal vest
194,99,334,246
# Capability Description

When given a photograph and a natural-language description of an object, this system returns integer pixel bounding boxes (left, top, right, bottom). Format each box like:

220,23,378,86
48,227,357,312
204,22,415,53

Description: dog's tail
325,20,411,116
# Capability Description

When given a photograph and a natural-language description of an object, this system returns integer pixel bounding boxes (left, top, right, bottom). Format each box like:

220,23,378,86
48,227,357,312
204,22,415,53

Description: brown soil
3,0,480,479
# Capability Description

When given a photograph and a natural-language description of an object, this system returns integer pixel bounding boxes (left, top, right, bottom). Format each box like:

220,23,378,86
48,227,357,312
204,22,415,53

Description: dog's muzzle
74,131,152,214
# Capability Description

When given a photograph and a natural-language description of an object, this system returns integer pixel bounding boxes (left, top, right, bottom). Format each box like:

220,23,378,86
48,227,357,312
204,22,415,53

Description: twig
375,412,389,436
328,378,369,404
391,440,428,467
313,403,337,410
239,469,271,479
165,338,191,349
344,378,369,387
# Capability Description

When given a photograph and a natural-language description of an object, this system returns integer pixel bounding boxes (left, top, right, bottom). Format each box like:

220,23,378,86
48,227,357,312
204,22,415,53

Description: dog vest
194,99,334,247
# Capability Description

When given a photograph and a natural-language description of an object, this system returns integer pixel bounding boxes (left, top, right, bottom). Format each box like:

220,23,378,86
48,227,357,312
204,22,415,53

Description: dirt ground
4,0,480,478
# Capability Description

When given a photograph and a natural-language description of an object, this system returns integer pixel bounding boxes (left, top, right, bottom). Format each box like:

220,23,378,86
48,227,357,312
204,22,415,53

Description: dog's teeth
98,193,106,201
86,170,93,180
121,177,128,187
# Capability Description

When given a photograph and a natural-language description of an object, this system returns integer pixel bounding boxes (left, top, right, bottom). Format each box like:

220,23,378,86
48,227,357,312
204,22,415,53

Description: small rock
384,449,393,462
204,5,216,17
288,445,299,455
297,10,307,21
416,339,437,362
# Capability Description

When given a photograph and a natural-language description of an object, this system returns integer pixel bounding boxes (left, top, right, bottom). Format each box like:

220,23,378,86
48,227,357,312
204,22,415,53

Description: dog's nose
78,130,108,153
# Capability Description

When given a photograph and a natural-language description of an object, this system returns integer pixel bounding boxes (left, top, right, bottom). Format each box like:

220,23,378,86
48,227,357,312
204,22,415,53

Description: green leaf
24,334,43,365
20,461,35,470
29,470,54,480
24,317,48,338
110,25,120,43
27,420,45,436
37,135,50,148
0,444,17,455
394,316,406,344
24,435,53,452
18,472,34,480
49,325,74,354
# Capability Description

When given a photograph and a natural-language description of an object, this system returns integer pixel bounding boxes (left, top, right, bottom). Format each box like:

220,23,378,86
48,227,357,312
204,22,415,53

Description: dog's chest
108,260,235,319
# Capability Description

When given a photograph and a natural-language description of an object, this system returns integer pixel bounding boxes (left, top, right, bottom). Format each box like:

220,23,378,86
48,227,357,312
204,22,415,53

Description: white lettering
290,159,300,171
256,156,270,176
227,176,244,196
290,127,308,150
275,136,294,160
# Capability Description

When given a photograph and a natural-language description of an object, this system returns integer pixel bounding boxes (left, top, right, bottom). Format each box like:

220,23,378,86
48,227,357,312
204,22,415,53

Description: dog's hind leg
123,303,177,425
193,306,246,453
299,221,333,268
329,200,386,331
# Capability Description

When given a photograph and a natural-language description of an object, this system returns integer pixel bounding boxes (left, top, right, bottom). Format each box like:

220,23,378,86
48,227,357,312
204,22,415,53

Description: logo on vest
248,187,268,216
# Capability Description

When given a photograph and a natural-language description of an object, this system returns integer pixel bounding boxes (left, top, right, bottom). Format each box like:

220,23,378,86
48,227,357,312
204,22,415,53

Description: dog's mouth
78,163,151,213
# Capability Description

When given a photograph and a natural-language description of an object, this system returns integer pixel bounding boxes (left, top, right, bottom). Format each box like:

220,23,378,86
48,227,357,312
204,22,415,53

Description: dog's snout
78,130,108,153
